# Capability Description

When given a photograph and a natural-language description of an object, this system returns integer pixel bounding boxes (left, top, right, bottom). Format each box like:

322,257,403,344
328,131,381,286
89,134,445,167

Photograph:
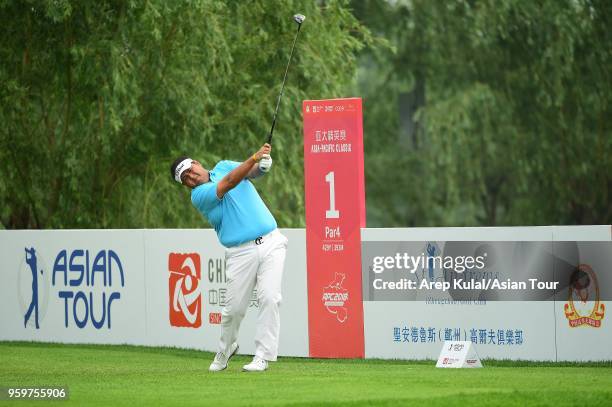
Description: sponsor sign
303,98,366,358
1,230,147,345
362,228,612,362
141,229,309,357
20,246,127,330
51,248,125,329
2,227,611,361
564,264,605,328
553,237,612,361
168,253,202,328
436,341,483,368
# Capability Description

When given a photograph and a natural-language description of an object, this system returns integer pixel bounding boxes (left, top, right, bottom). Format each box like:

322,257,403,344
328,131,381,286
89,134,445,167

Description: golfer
171,143,287,372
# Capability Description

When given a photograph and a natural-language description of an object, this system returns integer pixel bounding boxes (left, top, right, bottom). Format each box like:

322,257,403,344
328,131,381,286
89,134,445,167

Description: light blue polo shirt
191,160,277,247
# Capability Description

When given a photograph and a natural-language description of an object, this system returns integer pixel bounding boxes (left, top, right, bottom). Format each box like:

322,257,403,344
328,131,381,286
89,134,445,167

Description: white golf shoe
209,343,239,372
242,356,268,372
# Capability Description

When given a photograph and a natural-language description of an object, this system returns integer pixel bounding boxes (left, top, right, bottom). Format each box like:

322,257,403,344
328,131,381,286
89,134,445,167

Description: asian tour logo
322,273,349,323
19,246,125,330
168,253,202,328
53,249,125,329
564,264,605,328
19,248,49,329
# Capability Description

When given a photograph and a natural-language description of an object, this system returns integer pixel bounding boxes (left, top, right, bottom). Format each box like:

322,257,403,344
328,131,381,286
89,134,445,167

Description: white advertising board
1,226,610,362
552,226,611,361
361,226,612,362
142,228,309,357
0,230,147,345
0,228,309,357
363,301,556,360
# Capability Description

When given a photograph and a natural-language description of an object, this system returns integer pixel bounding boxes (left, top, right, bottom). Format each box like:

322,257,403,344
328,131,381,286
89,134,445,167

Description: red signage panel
303,97,366,358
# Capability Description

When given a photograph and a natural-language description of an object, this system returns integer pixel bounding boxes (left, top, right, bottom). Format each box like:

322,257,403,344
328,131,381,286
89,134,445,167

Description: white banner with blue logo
361,226,612,362
1,226,610,361
1,230,147,345
0,228,309,357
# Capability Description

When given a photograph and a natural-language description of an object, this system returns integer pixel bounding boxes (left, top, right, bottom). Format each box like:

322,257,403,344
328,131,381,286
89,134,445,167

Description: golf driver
266,13,306,144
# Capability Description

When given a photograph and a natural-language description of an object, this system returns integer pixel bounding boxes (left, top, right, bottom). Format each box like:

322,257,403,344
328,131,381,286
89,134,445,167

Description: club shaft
267,24,302,144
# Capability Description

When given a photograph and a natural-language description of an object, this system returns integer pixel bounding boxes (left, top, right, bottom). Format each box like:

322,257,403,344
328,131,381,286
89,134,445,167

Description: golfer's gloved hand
259,154,273,173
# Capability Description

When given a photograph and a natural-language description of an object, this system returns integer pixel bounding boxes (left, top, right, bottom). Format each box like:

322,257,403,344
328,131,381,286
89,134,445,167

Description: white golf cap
174,158,193,183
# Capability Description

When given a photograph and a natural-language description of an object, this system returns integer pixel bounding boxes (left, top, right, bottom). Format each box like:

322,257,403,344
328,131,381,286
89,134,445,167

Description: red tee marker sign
303,98,366,358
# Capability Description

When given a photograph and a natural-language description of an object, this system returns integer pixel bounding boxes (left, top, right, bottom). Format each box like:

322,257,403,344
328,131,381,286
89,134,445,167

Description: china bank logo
564,264,605,328
322,273,349,323
169,253,202,328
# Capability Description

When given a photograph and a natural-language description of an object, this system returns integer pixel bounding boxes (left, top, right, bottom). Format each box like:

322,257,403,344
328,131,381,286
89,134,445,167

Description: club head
293,14,305,25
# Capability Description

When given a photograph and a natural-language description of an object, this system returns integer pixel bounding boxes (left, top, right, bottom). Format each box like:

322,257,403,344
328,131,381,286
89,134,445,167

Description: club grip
267,116,277,144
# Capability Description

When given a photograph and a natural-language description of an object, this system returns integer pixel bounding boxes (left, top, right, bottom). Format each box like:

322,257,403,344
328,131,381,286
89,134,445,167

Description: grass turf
1,341,611,406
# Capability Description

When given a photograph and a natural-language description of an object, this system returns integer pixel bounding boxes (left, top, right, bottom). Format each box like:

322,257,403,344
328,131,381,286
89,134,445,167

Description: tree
351,0,611,226
0,0,370,228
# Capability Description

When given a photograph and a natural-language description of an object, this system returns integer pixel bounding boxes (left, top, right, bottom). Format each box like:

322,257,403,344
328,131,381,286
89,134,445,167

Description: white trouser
218,229,287,361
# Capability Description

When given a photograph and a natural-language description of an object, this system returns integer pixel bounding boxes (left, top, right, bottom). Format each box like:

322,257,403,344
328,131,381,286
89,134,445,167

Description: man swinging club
170,143,287,372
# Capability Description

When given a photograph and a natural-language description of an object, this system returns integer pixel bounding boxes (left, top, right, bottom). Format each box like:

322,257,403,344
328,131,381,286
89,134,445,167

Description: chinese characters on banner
303,98,366,358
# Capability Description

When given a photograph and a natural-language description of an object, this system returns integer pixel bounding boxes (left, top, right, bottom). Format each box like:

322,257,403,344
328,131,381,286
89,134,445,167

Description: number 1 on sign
325,171,340,219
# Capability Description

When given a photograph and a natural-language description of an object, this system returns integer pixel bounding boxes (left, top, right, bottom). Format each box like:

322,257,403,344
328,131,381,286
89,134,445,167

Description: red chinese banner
303,97,366,358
